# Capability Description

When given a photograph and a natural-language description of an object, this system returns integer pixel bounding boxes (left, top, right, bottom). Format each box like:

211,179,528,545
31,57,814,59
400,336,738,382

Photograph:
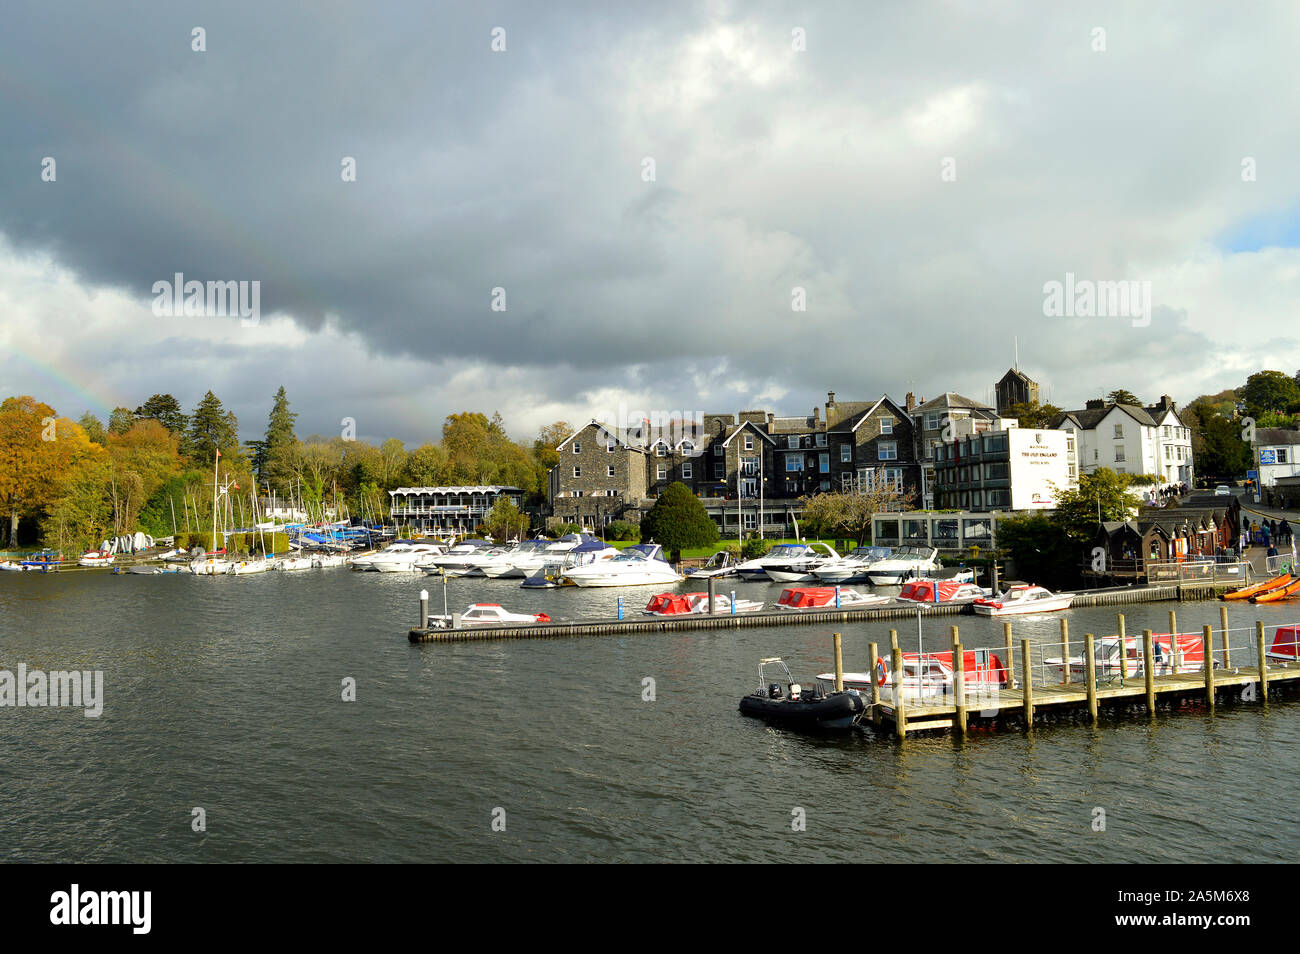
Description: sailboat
191,452,236,575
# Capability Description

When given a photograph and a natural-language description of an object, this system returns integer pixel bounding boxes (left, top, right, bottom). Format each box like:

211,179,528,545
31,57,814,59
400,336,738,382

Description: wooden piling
1220,604,1231,669
952,627,966,734
1256,620,1269,703
1143,630,1156,713
1117,614,1128,680
1169,610,1179,675
1059,618,1070,684
1202,624,1215,708
1084,633,1098,723
832,632,844,692
867,642,881,725
1020,639,1033,729
1003,622,1014,688
891,643,907,738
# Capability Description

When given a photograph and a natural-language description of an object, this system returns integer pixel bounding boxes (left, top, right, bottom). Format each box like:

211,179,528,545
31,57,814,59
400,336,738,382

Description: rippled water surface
2,570,1297,862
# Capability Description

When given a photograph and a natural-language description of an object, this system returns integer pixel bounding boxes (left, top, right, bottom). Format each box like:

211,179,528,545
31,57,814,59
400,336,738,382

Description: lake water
2,570,1297,863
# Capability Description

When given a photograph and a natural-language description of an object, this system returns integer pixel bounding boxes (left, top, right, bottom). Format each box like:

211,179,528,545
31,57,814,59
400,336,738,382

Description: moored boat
643,591,763,616
1251,576,1300,603
684,550,741,580
561,543,682,588
897,579,989,604
1223,573,1289,601
77,550,115,568
824,649,1010,703
863,545,941,585
426,603,552,628
1044,632,1210,678
738,657,865,731
972,584,1074,616
774,586,888,610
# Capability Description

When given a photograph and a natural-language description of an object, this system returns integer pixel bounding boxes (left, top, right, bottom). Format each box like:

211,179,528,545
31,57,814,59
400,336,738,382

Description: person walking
1282,518,1292,544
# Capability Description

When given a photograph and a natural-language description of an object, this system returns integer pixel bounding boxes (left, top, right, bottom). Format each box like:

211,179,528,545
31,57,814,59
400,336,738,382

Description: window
572,490,584,498
681,440,694,456
820,480,830,491
743,435,754,451
880,418,893,435
884,467,903,489
713,462,724,478
605,489,618,497
785,455,803,472
573,466,581,478
924,412,941,430
1277,449,1290,464
841,444,852,463
657,466,667,480
742,512,756,530
607,465,615,477
840,473,854,491
655,442,667,456
1113,424,1123,439
787,436,799,449
815,433,826,447
713,443,723,456
742,456,759,476
607,442,615,453
984,461,1009,480
573,442,581,454
682,462,693,479
819,453,829,473
878,441,897,460
1114,447,1126,462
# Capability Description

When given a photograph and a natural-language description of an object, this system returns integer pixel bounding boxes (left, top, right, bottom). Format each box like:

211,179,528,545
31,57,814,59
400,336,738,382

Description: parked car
1215,485,1231,496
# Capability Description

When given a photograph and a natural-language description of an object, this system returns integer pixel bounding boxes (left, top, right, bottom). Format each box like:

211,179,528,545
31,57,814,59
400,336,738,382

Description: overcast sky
2,1,1298,445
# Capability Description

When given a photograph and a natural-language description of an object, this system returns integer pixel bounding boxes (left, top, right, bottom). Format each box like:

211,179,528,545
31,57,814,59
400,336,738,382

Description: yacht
425,540,512,577
863,545,941,585
360,541,446,573
520,540,618,588
761,542,842,584
734,543,819,582
684,551,741,580
561,543,683,588
812,546,892,584
508,534,588,579
480,539,551,578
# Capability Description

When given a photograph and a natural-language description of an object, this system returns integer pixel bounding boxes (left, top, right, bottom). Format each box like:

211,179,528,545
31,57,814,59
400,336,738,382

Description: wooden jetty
864,616,1300,738
407,581,1240,643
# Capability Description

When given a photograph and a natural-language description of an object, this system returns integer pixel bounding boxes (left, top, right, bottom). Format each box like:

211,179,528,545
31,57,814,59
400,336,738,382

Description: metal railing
1145,560,1252,584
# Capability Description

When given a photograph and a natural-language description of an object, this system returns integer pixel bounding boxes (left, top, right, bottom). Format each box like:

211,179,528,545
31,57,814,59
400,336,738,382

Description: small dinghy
738,658,865,731
0,560,27,572
774,586,888,610
78,550,115,567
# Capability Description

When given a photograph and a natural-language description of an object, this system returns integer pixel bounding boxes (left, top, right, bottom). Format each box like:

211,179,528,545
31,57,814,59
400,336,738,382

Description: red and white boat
1265,626,1300,663
427,603,552,628
643,592,763,616
897,579,989,604
821,649,1010,703
1044,632,1210,678
972,584,1074,617
77,550,115,568
774,587,889,611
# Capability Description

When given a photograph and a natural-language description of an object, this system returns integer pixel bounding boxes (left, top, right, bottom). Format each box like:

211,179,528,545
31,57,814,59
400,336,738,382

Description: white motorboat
897,579,989,604
824,649,1011,703
735,543,824,582
312,553,347,568
812,546,892,584
423,540,505,577
684,551,741,580
519,540,619,587
1044,632,1207,678
231,559,273,575
972,584,1074,617
479,539,550,578
864,545,941,585
77,550,115,568
426,603,553,628
561,543,683,588
507,534,587,579
362,541,446,573
643,591,763,615
761,542,842,584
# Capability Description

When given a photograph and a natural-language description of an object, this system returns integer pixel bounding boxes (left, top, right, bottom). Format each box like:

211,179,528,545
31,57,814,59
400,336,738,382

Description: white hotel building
1053,396,1193,488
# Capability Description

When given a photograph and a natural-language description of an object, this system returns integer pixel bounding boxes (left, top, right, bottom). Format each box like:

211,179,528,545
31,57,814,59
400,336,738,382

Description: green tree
798,484,915,546
187,391,239,465
1003,400,1063,429
1240,370,1300,419
1185,399,1250,482
79,412,106,445
1106,389,1141,407
134,394,188,436
404,443,447,485
1049,468,1139,542
639,481,718,562
108,406,135,435
480,498,530,542
261,386,298,491
993,513,1077,590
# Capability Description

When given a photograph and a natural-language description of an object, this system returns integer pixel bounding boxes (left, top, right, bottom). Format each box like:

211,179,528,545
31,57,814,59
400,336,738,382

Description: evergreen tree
261,386,298,490
639,481,718,562
107,406,135,435
79,412,106,445
133,394,188,436
187,391,239,465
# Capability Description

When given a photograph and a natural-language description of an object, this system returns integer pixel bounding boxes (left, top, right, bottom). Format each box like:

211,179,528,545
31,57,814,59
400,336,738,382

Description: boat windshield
766,545,805,559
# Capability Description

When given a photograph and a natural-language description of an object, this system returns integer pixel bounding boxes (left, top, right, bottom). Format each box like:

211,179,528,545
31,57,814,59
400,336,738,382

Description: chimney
827,390,836,407
766,412,773,425
813,407,820,423
1086,399,1104,410
906,391,916,411
1159,394,1173,410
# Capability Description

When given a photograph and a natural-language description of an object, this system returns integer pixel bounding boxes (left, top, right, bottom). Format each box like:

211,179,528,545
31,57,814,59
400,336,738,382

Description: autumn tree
481,498,531,542
799,482,916,547
0,398,102,546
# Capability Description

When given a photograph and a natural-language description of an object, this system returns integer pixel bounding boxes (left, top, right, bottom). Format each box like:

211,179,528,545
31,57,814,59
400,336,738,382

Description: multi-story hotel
388,485,523,535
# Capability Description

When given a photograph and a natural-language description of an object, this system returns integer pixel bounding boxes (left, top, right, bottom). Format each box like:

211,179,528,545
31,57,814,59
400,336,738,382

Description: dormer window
655,442,667,456
681,440,694,456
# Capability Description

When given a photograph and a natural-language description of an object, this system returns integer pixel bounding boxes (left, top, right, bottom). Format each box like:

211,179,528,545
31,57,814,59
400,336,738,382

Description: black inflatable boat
739,657,866,730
